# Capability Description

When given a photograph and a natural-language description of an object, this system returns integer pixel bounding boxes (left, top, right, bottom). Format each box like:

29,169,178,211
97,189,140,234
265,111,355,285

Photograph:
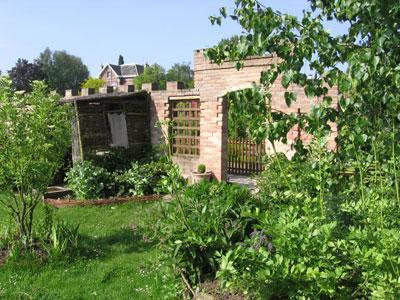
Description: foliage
86,147,145,173
156,181,256,285
197,164,206,173
216,148,400,298
7,58,45,92
81,77,106,92
135,63,195,90
66,157,183,199
115,159,177,196
38,47,89,94
226,85,267,139
156,163,187,195
35,205,79,257
166,62,194,88
0,78,71,246
207,0,400,154
118,54,124,65
65,161,113,200
135,63,166,90
201,1,400,297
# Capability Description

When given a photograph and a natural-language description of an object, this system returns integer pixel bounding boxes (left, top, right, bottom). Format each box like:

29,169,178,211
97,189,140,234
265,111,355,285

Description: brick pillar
199,95,228,181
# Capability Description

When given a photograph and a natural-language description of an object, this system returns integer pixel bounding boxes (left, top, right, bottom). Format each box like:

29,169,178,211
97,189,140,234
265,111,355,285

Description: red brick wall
146,50,338,181
194,50,278,180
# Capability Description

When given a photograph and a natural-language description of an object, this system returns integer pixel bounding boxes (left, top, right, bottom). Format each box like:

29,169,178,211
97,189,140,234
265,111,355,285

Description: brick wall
144,50,337,181
193,50,277,180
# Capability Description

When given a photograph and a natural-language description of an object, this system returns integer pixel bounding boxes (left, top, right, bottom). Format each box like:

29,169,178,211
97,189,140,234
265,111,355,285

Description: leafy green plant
43,220,80,257
65,161,112,199
81,77,105,92
115,159,178,196
155,163,186,195
203,1,400,297
197,164,206,174
156,181,256,285
86,147,148,172
0,78,71,247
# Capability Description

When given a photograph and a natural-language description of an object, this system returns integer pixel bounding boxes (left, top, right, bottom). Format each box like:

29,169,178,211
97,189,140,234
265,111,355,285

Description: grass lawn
0,198,179,299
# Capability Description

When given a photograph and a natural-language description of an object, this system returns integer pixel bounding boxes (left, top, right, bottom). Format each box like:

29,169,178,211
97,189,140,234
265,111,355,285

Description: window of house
170,98,200,156
107,71,111,78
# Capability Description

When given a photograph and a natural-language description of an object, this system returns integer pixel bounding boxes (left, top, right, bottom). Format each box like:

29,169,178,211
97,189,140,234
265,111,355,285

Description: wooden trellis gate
227,138,266,175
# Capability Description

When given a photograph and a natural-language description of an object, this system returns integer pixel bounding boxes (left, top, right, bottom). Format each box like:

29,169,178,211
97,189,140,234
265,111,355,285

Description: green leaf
284,91,297,107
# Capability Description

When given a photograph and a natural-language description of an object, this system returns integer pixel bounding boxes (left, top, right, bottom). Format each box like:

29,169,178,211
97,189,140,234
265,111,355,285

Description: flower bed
44,194,162,208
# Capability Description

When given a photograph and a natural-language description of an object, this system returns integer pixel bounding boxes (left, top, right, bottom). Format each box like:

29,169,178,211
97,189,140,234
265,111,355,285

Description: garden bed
44,194,162,208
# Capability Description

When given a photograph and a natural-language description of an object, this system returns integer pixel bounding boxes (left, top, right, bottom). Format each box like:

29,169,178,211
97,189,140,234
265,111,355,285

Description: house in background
99,63,144,87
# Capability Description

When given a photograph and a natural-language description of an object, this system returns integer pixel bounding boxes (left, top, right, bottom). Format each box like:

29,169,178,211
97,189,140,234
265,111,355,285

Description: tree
0,78,71,247
206,1,400,297
82,77,106,92
208,0,400,153
166,62,194,88
134,63,166,90
37,48,89,95
7,58,45,92
118,55,124,65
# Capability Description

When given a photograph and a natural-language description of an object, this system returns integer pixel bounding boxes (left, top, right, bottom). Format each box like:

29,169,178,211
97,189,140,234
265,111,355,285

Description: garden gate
227,138,265,175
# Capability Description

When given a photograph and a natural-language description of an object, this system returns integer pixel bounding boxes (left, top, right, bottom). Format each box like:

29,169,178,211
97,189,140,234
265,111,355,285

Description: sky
0,0,348,76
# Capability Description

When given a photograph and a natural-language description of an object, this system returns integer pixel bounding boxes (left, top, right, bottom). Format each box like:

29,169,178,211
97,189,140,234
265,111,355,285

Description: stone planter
191,171,212,184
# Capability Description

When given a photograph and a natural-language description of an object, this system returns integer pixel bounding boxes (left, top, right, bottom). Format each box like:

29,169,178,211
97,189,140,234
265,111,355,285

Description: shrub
197,164,206,173
156,181,256,285
65,161,112,199
86,147,144,172
115,158,178,196
215,153,400,298
0,79,71,246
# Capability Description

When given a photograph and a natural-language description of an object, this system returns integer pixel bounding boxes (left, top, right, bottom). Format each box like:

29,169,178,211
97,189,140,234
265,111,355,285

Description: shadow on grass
76,228,156,260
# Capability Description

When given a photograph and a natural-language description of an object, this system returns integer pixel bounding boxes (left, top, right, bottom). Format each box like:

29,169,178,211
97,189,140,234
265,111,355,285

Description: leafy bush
156,181,256,285
114,158,180,196
66,158,182,199
86,147,145,173
65,161,112,199
0,79,71,246
215,153,400,299
197,164,206,173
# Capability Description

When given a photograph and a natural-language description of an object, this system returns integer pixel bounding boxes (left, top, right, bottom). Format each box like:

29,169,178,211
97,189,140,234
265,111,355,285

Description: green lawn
0,199,180,300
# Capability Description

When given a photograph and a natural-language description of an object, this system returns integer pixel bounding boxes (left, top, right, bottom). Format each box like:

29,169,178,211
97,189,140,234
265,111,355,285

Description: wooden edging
44,194,162,208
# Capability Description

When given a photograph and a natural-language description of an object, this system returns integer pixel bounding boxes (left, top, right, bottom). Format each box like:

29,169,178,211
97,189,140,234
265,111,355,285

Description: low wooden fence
227,138,266,175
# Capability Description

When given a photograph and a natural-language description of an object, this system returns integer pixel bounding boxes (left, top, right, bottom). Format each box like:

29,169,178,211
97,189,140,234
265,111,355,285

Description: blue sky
0,0,348,76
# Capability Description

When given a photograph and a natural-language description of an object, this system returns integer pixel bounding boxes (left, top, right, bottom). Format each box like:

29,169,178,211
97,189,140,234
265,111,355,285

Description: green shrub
115,158,178,196
197,164,206,173
65,161,112,199
215,153,400,299
156,181,256,285
155,163,187,194
86,147,143,172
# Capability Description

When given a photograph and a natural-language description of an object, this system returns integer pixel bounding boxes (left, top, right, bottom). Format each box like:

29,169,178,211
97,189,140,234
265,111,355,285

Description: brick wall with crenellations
65,50,338,181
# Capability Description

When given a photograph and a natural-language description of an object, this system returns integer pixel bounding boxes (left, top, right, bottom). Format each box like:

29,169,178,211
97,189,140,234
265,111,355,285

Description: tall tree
7,58,45,92
166,62,194,88
134,63,166,90
37,48,89,95
118,55,124,65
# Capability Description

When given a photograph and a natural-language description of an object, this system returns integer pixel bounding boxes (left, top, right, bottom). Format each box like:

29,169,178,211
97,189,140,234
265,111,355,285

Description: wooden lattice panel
170,98,200,156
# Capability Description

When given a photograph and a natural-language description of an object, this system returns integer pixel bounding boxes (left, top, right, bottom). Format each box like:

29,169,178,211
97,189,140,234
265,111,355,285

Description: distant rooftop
99,63,144,78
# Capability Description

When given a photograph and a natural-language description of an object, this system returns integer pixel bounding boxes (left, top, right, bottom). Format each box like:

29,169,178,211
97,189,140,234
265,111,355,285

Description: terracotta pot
191,171,212,184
